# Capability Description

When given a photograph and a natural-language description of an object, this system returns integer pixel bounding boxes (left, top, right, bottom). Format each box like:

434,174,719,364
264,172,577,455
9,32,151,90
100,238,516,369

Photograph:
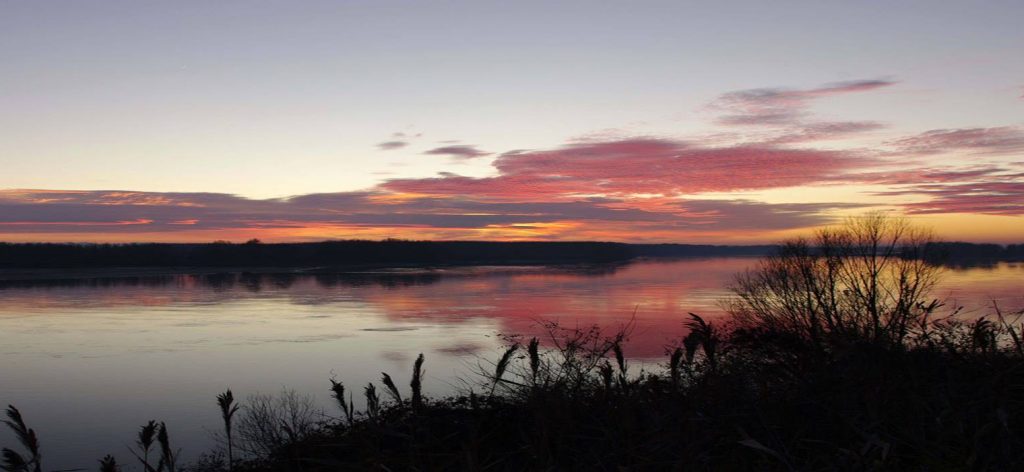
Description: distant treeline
2,240,1015,269
0,240,775,269
925,241,1024,264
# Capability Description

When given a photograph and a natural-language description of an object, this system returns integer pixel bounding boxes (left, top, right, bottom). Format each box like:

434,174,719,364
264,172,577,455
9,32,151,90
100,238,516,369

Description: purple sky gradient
1,1,1022,242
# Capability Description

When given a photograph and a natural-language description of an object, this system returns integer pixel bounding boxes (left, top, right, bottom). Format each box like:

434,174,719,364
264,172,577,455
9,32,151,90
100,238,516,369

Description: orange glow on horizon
1,212,1019,245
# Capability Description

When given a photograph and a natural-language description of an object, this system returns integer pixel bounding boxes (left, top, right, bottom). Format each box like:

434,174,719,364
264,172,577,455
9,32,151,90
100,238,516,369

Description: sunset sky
2,1,1022,243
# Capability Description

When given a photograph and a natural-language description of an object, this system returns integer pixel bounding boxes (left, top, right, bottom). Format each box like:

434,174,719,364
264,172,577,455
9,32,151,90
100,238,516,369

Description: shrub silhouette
729,212,941,348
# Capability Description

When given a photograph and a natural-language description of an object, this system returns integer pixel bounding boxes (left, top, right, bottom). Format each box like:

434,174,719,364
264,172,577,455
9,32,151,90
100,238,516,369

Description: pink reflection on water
357,258,752,357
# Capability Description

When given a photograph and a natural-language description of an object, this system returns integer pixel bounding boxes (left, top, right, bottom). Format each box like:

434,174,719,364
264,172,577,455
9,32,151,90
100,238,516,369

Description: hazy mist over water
0,258,1021,468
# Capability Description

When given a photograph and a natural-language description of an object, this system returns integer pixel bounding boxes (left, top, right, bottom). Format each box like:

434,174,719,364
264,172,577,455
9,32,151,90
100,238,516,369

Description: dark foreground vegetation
4,214,1024,471
0,240,775,269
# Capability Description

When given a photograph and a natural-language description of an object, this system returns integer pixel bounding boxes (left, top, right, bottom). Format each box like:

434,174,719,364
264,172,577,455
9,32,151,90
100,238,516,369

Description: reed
527,337,540,384
668,347,684,390
380,373,402,403
216,389,239,472
131,420,158,472
599,359,613,392
364,384,380,421
156,422,177,472
329,380,355,425
98,455,118,472
612,341,628,391
684,312,718,366
410,353,425,412
490,343,518,396
2,405,41,472
995,301,1024,356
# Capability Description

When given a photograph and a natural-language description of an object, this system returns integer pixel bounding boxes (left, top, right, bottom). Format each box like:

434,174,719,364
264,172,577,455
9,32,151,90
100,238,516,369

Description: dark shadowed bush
235,390,319,459
729,212,942,349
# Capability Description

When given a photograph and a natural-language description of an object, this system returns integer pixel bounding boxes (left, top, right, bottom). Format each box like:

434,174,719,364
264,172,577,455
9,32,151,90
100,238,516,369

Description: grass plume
380,373,402,403
490,343,518,396
216,390,239,472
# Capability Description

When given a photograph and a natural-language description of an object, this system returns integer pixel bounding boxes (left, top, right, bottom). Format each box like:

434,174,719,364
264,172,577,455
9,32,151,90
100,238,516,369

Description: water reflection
0,258,1021,469
0,263,631,290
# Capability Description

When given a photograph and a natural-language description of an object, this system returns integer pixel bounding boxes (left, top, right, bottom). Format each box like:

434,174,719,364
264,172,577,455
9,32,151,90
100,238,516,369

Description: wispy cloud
888,127,1024,156
878,181,1024,216
767,121,886,144
712,79,896,127
423,145,490,159
377,140,409,150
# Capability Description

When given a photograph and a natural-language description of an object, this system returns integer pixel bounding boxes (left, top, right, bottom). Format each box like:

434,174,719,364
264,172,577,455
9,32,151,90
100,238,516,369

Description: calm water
1,258,1021,468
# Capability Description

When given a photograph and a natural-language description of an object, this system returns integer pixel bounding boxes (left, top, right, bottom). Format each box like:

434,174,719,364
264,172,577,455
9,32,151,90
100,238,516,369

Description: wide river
1,257,1021,468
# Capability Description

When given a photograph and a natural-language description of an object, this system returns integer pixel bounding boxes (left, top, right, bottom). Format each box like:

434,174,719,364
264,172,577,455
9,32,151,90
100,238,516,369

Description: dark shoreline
0,255,767,284
0,240,776,270
0,241,1019,279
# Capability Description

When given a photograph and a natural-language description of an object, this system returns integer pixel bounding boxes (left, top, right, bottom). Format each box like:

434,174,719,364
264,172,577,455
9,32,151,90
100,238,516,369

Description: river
1,258,1021,468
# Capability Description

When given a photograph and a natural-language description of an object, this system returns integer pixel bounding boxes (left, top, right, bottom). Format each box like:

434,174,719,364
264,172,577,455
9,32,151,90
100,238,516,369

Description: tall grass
3,305,1024,470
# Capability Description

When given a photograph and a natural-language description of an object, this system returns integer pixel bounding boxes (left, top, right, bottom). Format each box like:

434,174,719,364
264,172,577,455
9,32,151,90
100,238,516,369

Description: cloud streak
712,79,896,127
888,127,1024,156
377,140,409,150
0,188,861,242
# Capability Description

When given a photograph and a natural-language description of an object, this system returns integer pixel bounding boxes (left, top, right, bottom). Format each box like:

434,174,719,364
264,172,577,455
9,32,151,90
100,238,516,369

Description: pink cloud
387,138,870,200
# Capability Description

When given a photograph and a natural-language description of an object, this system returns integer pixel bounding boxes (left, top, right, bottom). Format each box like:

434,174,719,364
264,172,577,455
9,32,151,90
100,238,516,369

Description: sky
1,1,1022,243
